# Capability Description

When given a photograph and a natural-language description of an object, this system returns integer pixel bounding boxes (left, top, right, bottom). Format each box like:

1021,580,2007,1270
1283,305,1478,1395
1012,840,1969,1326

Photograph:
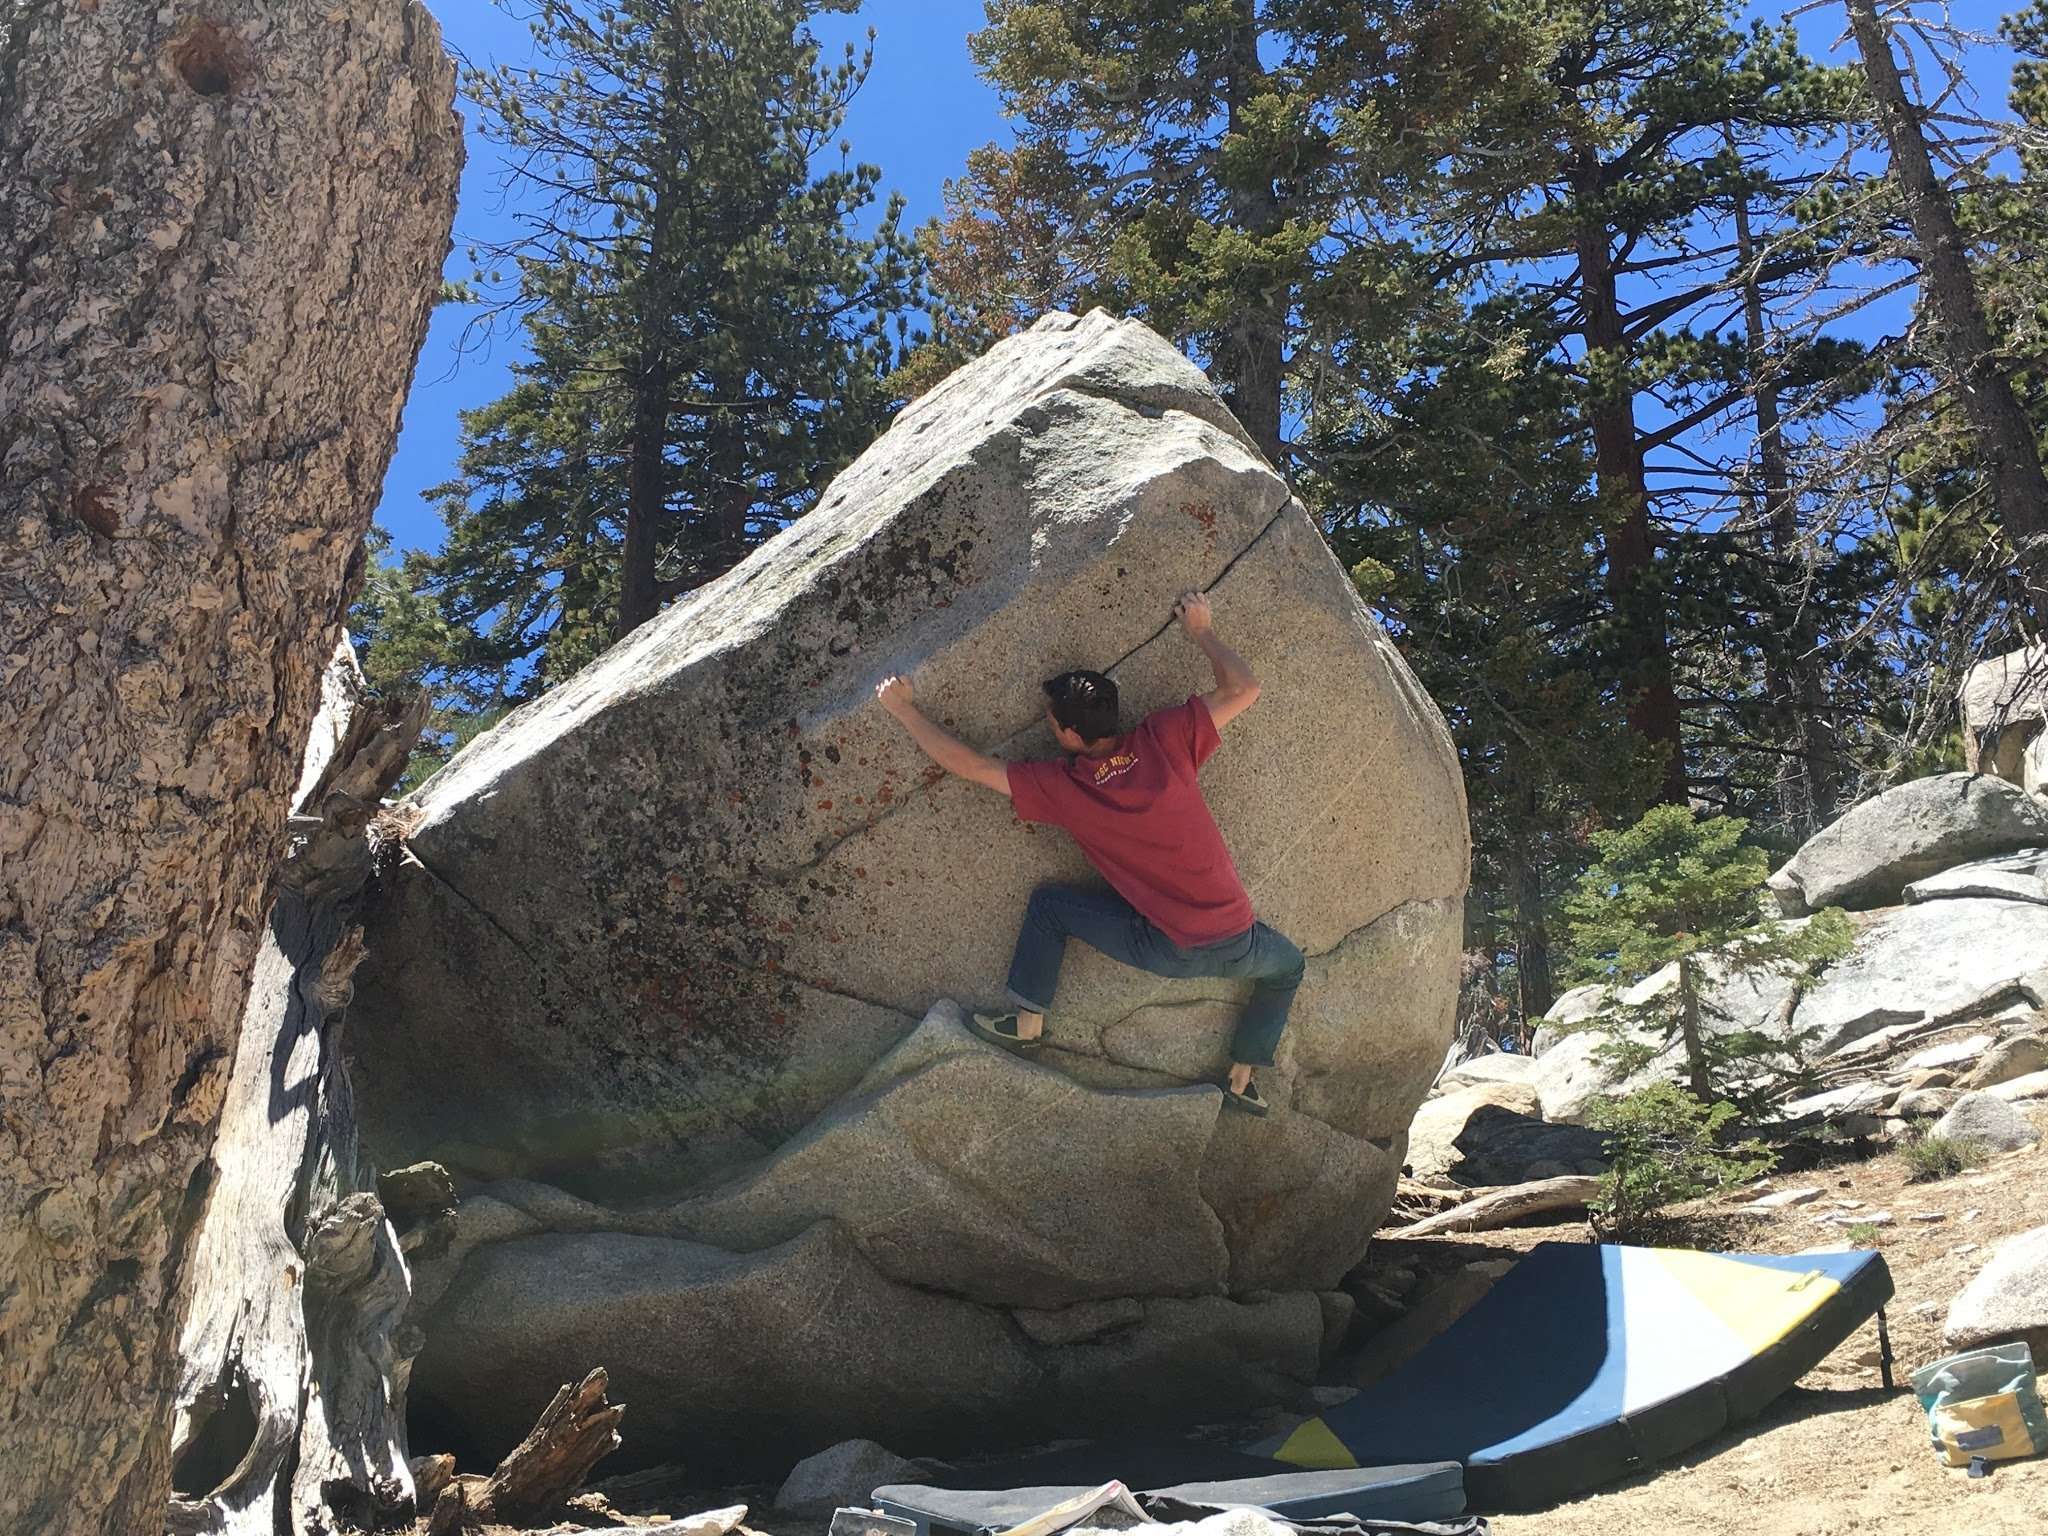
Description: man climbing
875,591,1302,1115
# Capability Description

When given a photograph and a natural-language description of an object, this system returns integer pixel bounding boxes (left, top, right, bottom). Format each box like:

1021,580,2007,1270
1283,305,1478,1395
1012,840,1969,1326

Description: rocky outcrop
1788,900,2048,1056
1408,1083,1541,1181
1905,850,2048,906
1515,956,1801,1125
1960,647,2048,792
1435,1054,1540,1090
410,1221,1323,1477
1931,1092,2041,1154
1945,1224,2048,1362
366,312,1467,1469
1961,1031,2048,1090
1767,773,2048,916
1406,1083,1606,1184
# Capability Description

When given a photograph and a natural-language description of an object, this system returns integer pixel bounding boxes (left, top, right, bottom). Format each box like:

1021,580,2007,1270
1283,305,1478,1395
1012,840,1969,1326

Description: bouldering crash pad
1263,1243,1893,1510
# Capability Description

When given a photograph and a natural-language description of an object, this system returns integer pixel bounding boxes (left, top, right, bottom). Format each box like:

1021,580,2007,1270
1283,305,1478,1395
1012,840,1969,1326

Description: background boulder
357,311,1468,1470
1767,773,2048,916
1931,1091,2042,1154
1960,646,2048,792
1944,1224,2048,1362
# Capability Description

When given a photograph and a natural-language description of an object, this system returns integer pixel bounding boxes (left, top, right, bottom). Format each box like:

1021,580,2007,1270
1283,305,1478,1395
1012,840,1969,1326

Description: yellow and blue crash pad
1263,1243,1893,1511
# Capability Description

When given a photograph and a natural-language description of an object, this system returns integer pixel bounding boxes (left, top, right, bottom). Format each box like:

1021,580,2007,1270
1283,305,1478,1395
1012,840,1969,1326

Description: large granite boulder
1408,1082,1542,1181
1768,772,2048,917
1791,900,2048,1057
1406,1086,1607,1185
361,312,1467,1470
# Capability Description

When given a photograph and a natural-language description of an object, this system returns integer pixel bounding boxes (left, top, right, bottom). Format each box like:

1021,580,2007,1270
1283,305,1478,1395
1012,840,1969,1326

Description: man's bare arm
1172,591,1261,728
875,676,1012,797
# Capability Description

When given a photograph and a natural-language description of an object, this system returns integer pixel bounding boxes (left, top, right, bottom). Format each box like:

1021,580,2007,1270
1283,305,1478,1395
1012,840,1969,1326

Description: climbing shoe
968,1011,1043,1054
1223,1078,1269,1116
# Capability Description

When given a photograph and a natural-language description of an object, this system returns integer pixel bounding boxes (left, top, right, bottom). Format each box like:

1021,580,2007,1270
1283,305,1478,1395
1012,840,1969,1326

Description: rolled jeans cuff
1006,986,1051,1015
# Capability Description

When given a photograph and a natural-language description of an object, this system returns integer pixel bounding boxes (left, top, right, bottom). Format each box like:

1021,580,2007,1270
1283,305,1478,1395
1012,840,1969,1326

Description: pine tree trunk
1218,0,1288,470
1676,954,1712,1101
1574,198,1687,805
617,342,672,637
1848,0,2048,619
0,6,460,1533
1731,177,1840,833
709,366,754,579
1510,808,1554,1022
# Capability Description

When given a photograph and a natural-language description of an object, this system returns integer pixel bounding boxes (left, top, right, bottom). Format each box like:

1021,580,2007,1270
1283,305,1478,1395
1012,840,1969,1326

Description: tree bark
0,5,460,1533
459,1367,625,1526
1848,0,2048,619
1676,954,1712,1101
1571,158,1687,806
616,340,672,638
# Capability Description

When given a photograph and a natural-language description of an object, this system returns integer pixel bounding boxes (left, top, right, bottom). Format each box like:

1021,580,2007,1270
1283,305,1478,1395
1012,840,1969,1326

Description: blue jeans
1005,884,1304,1067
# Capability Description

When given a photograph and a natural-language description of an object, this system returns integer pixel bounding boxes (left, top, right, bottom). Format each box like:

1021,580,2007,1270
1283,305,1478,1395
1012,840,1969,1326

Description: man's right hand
1174,591,1214,637
876,675,915,719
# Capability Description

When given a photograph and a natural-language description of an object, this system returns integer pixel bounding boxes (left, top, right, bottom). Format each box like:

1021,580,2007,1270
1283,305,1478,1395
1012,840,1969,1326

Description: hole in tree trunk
170,20,241,98
171,1357,260,1497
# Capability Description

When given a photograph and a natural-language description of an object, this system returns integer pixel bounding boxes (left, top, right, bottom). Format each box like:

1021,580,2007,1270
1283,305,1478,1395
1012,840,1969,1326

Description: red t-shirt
1006,695,1255,948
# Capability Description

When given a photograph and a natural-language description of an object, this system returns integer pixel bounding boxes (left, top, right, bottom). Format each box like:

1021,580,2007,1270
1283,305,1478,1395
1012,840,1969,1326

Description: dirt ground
1459,1112,2048,1536
475,1111,2048,1536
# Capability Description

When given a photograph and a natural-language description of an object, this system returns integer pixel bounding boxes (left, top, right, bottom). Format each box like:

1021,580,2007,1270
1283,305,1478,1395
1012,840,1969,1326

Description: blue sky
373,1,2022,560
375,0,1007,557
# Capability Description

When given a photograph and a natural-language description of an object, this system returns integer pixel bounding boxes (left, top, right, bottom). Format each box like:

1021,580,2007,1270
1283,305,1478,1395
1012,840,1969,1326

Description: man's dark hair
1043,669,1120,743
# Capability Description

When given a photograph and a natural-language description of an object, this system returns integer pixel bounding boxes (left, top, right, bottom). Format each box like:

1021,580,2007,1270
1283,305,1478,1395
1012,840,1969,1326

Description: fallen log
427,1368,626,1530
1383,1176,1602,1238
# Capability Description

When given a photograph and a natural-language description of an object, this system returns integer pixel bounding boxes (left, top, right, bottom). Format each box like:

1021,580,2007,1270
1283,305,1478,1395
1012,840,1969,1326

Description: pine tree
1560,805,1852,1111
1322,290,1663,1017
1387,0,1861,807
442,0,923,665
1848,0,2048,620
957,0,1457,469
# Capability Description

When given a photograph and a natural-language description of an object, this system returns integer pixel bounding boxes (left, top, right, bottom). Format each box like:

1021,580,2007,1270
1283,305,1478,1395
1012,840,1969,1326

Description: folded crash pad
1264,1243,1893,1510
876,1463,1467,1535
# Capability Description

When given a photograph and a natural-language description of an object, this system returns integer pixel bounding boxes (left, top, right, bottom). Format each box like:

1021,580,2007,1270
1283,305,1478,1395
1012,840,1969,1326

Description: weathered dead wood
1384,1176,1602,1238
458,1367,627,1526
288,680,434,903
167,642,434,1535
0,2,460,1529
1387,1178,1477,1220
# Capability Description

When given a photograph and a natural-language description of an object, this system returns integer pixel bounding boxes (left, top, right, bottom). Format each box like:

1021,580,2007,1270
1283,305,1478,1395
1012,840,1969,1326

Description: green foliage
421,0,926,691
1561,805,1854,1112
1588,1082,1775,1238
1844,1221,1882,1247
1902,1132,1984,1184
